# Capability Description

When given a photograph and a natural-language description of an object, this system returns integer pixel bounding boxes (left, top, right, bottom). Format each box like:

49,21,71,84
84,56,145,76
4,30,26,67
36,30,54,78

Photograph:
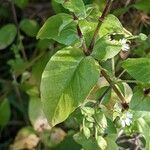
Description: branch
101,69,129,110
88,0,113,54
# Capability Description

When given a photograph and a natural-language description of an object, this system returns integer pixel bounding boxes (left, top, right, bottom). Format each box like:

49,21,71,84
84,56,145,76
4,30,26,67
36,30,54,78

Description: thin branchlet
84,0,128,110
88,0,113,54
101,69,129,110
73,13,88,55
10,0,27,60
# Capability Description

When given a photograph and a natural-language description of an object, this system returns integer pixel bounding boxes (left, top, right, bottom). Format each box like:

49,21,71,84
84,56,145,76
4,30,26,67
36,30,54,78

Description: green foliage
134,0,150,13
0,98,11,127
0,24,17,50
14,0,29,9
0,0,150,149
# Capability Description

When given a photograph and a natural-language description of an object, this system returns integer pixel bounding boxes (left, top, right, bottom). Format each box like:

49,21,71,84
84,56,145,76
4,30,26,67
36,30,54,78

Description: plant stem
16,51,45,77
118,80,139,84
12,74,30,124
117,70,126,78
112,57,115,76
12,74,23,105
101,69,129,110
10,0,27,60
73,14,88,55
76,25,88,55
88,0,113,53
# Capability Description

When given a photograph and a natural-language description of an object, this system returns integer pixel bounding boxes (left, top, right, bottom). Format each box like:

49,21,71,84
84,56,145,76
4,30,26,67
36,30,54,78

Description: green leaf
99,14,131,37
54,0,86,19
91,36,122,61
105,134,118,150
81,106,95,116
20,19,40,37
100,14,124,36
0,98,11,127
130,87,150,111
41,47,100,127
14,0,29,9
29,97,42,123
32,53,50,87
117,82,133,103
37,13,78,45
74,132,100,150
79,14,131,47
94,110,107,133
52,135,82,150
83,126,91,139
143,115,150,127
97,136,107,150
79,20,97,46
36,39,53,50
51,0,69,14
122,58,150,83
29,96,50,131
83,0,93,4
0,24,17,50
136,118,150,150
134,0,150,13
138,33,148,41
106,118,117,134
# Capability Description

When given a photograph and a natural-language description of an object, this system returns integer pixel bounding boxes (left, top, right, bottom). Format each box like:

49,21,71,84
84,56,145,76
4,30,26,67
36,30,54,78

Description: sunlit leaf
91,36,122,61
122,58,150,83
130,87,150,111
54,0,86,19
41,47,99,127
37,13,78,45
97,136,107,150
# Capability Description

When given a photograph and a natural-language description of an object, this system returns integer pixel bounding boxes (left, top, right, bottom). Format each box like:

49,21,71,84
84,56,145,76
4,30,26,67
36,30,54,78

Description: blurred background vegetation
0,0,150,149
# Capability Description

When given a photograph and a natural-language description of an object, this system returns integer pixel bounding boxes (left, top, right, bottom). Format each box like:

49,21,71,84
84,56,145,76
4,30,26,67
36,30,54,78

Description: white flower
108,34,130,52
120,111,133,128
119,39,130,52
